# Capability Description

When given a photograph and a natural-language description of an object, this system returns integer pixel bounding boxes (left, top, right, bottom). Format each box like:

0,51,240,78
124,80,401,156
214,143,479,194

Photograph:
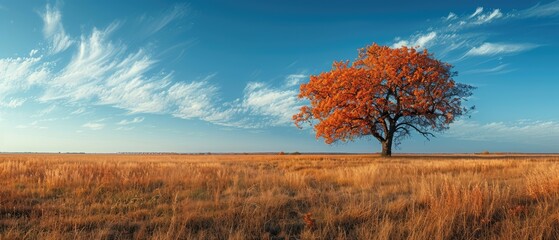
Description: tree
293,43,474,157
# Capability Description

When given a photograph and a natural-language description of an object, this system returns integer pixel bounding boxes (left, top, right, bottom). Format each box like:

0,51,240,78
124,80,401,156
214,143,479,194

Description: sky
0,0,558,153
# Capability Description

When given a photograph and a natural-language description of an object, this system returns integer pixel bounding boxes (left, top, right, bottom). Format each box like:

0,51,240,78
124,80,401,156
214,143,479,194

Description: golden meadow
1,154,558,239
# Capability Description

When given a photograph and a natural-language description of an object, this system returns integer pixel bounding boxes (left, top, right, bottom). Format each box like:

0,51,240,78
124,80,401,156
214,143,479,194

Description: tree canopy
293,43,475,156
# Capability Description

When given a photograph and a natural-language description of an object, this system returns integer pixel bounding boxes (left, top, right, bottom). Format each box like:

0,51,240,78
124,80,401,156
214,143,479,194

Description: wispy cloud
37,22,226,124
116,126,135,131
469,7,484,19
1,8,232,128
1,3,304,130
40,4,73,54
0,57,49,102
285,74,307,87
518,0,559,18
70,107,87,115
14,124,48,130
462,64,511,74
202,73,307,128
475,9,503,24
467,7,504,24
15,119,51,130
168,76,225,121
82,122,105,130
465,43,537,56
143,3,188,36
392,31,437,49
0,98,26,108
390,2,554,64
241,81,302,126
447,119,559,145
33,104,56,117
117,117,144,125
445,12,457,21
29,49,38,57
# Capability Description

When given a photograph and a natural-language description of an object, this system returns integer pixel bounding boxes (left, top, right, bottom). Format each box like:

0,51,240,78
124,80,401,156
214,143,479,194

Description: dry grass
1,154,559,239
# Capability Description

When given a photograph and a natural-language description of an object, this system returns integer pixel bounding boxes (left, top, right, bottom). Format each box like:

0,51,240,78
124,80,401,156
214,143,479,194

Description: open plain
1,154,559,239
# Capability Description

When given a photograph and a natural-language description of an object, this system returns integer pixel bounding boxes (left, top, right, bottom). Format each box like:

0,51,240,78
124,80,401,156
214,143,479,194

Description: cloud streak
465,43,537,56
0,98,26,108
143,3,188,36
470,7,484,19
519,0,559,18
447,120,559,145
392,31,437,49
474,9,503,24
462,64,511,74
285,74,307,87
82,122,105,130
0,57,49,102
445,12,457,21
41,4,73,54
390,2,553,68
241,81,301,126
204,73,307,128
36,21,228,124
117,117,144,125
1,4,305,129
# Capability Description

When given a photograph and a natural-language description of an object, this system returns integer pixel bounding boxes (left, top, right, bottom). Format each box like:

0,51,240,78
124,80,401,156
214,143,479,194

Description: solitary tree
293,43,474,157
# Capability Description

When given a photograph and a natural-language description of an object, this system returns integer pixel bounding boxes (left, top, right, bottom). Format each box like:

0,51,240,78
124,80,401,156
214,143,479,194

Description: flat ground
1,154,558,239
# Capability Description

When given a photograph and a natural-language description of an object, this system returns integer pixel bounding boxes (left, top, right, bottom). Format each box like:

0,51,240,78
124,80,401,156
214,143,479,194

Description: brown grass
1,154,559,239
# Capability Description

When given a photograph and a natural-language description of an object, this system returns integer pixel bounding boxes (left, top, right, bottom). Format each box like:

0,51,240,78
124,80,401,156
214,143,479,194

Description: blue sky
0,0,558,153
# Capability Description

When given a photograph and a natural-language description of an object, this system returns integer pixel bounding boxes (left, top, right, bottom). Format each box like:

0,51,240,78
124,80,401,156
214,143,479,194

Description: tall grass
0,154,558,239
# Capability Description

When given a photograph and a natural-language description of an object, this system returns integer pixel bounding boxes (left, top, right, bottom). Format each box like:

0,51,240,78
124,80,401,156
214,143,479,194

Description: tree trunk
381,135,393,157
381,141,392,157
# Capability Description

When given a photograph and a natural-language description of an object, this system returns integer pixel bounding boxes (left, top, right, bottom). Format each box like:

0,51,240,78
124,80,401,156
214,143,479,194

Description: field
1,154,559,239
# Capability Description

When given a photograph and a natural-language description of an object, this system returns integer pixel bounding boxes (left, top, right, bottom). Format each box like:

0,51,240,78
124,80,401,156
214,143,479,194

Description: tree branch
396,123,435,140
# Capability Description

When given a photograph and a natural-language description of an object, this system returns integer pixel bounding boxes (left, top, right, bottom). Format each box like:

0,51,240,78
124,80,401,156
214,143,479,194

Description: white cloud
82,122,105,130
475,9,503,24
1,13,229,127
392,31,437,49
1,3,305,130
285,74,307,87
415,32,438,48
71,107,86,115
116,126,135,131
200,76,306,129
33,104,56,117
29,49,38,57
39,23,223,122
465,42,537,56
40,4,73,54
447,120,559,145
0,98,26,108
14,119,49,129
241,82,301,126
462,64,511,74
519,0,559,18
117,117,144,125
392,40,407,49
0,57,49,101
168,79,221,120
391,4,551,59
470,7,484,18
144,4,187,35
445,12,457,21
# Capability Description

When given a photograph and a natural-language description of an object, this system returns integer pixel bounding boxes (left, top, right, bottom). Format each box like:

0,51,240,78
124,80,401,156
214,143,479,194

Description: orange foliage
293,43,474,156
